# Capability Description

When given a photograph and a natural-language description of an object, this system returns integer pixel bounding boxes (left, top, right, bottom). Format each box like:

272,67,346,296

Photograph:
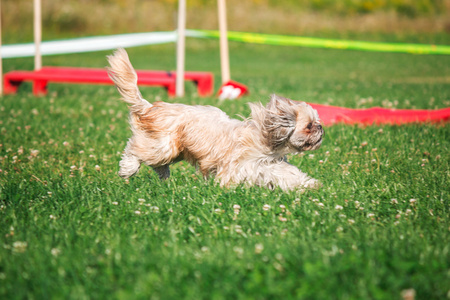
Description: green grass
1,39,449,299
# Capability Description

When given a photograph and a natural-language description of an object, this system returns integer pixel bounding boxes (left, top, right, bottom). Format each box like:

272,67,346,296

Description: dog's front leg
267,161,321,191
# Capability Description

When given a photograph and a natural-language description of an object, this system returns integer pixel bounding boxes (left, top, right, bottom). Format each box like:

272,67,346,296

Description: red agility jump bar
4,66,213,97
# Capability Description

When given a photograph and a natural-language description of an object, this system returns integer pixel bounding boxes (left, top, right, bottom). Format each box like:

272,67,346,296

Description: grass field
1,39,449,299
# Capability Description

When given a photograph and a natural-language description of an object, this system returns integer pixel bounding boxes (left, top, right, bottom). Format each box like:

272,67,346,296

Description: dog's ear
266,94,295,112
263,95,297,148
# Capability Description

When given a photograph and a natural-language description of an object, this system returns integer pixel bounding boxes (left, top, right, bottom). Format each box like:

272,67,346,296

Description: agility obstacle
4,67,213,97
1,0,216,98
309,103,450,126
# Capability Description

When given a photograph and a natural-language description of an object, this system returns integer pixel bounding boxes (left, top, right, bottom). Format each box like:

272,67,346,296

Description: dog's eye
306,122,313,130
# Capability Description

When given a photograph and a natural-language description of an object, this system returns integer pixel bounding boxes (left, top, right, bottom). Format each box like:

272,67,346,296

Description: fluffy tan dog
107,48,324,191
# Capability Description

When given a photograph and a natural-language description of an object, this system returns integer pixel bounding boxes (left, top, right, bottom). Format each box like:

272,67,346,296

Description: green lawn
1,39,449,299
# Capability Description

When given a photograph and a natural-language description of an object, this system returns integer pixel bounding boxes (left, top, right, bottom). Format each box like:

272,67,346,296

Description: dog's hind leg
152,165,170,180
118,152,141,178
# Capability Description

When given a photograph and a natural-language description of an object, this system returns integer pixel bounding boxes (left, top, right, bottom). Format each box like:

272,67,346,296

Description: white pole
34,0,42,70
175,0,186,97
218,0,230,84
0,1,3,96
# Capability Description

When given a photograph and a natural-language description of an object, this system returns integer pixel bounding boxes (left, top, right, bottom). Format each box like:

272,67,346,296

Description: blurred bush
88,0,447,16
269,0,446,16
2,0,449,43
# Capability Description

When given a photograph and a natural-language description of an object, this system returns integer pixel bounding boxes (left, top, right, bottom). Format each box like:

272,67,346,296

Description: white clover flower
12,241,28,253
348,219,355,225
233,204,241,210
263,204,271,211
51,248,61,256
278,216,287,222
409,199,417,204
134,210,141,215
94,165,101,171
112,202,118,205
391,199,398,204
214,208,222,214
150,206,160,213
367,213,375,218
335,205,343,210
255,243,264,254
233,246,244,257
317,203,324,208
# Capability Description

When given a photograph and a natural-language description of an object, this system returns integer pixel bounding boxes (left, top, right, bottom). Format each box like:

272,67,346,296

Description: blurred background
3,0,450,44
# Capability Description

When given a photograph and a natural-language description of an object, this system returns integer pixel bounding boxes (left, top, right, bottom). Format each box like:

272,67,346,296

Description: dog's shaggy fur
107,48,324,191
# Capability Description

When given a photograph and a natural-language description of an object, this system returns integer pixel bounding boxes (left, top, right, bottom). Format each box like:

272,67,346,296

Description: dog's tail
107,48,151,113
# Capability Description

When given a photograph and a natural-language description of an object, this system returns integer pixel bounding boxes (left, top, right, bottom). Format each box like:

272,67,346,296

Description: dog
107,48,324,191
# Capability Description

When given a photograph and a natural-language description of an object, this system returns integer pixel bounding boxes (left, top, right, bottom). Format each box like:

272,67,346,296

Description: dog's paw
118,154,141,178
304,178,322,190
